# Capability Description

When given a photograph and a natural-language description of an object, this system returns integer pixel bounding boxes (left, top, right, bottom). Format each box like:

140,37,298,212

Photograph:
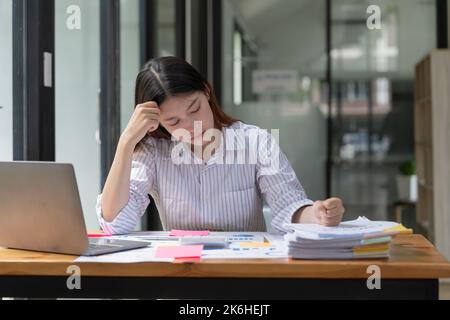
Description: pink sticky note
88,231,112,238
88,234,110,238
155,245,204,259
169,230,210,237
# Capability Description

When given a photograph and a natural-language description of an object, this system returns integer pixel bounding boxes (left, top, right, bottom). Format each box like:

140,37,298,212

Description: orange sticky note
155,245,204,259
239,242,273,248
169,230,210,237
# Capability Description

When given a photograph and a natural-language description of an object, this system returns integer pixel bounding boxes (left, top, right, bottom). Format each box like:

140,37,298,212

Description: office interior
0,0,450,299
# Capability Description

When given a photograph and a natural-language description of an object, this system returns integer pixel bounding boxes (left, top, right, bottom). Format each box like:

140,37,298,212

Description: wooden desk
1,234,450,299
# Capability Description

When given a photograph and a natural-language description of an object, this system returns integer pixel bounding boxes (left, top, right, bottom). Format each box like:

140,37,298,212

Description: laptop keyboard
86,238,148,255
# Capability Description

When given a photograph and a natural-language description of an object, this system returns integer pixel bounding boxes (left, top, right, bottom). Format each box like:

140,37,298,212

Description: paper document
75,247,174,263
284,216,410,240
284,217,410,260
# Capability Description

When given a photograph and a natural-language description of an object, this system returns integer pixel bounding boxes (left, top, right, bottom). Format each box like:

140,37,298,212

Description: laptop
0,162,148,256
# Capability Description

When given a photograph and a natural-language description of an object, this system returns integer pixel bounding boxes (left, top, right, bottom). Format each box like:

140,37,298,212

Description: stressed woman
97,56,345,234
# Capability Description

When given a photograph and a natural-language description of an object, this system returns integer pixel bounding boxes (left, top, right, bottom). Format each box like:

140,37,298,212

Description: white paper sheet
77,232,283,262
284,216,401,240
75,247,174,263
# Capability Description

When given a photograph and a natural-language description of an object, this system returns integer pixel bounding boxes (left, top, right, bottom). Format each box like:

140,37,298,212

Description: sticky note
169,230,210,237
88,231,112,238
383,225,413,234
155,245,204,259
239,242,273,248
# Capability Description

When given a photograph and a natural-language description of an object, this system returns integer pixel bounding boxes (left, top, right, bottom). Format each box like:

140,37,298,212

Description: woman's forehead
160,91,202,114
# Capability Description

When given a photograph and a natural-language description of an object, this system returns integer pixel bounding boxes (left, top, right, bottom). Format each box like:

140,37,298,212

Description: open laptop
0,162,148,256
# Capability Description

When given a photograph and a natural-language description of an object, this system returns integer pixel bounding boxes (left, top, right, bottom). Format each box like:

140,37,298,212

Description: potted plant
396,160,417,202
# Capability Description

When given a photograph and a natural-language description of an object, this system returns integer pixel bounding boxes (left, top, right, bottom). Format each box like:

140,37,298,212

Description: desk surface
1,234,450,279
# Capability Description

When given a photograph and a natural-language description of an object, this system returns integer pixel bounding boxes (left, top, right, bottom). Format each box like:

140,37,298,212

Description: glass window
121,0,141,133
0,0,13,161
330,0,436,223
222,0,327,231
222,0,327,199
55,0,101,230
157,0,176,56
120,0,143,231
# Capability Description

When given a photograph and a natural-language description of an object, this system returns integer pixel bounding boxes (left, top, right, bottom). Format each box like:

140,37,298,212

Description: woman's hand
312,198,345,226
120,101,160,147
293,197,345,226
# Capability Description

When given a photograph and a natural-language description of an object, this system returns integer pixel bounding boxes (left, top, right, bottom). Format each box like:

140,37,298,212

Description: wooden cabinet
414,50,450,259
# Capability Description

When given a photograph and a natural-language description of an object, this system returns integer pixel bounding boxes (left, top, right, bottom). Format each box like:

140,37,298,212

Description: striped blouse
96,121,313,235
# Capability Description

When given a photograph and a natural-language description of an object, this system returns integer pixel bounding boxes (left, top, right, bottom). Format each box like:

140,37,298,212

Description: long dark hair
135,56,238,140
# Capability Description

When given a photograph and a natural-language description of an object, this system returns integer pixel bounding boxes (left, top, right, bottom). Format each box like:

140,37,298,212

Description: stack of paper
284,217,412,260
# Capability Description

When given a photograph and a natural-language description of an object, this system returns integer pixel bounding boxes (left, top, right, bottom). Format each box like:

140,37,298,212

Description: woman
97,56,345,234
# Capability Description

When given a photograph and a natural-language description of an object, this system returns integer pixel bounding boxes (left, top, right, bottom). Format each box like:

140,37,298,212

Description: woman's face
158,91,215,145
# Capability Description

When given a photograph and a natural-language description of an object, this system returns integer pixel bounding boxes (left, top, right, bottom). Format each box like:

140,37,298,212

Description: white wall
0,0,13,161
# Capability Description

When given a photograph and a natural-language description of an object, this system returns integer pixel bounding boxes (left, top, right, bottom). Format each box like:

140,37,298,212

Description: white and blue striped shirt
96,121,313,234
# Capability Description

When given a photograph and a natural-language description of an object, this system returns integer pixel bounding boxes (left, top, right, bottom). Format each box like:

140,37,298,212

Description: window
222,0,327,202
157,0,176,56
55,0,101,230
331,0,437,221
0,0,13,161
121,0,141,133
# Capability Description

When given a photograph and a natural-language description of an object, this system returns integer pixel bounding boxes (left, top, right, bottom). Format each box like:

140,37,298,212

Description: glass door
330,0,436,223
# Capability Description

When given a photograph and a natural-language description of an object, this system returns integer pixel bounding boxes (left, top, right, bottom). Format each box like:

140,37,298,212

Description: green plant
399,160,416,176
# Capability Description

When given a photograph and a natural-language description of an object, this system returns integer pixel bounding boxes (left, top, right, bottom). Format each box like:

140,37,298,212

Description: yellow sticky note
239,242,273,248
383,225,413,234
